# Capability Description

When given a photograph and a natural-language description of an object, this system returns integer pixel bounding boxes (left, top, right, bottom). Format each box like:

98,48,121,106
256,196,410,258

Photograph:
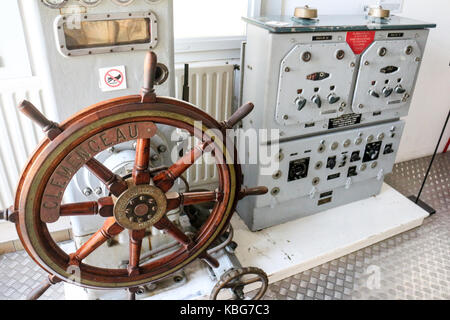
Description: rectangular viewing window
64,18,151,50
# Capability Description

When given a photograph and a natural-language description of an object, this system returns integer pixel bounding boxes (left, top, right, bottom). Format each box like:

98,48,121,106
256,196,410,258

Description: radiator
175,62,235,188
0,79,46,210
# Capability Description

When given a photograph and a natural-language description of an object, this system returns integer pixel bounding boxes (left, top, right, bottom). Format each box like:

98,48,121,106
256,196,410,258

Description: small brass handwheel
210,267,269,300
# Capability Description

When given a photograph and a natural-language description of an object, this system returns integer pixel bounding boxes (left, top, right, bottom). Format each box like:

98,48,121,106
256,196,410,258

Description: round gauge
79,0,102,7
145,0,165,4
42,0,68,9
111,0,135,6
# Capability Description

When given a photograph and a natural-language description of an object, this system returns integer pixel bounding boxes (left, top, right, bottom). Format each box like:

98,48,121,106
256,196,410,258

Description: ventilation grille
0,86,45,211
175,63,234,188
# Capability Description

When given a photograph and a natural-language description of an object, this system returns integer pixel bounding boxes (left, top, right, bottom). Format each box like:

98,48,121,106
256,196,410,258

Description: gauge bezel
78,0,103,7
42,0,68,9
144,0,165,4
111,0,135,6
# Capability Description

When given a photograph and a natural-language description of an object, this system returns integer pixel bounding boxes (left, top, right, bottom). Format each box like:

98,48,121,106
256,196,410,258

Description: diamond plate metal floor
0,154,449,300
0,247,66,300
263,153,450,300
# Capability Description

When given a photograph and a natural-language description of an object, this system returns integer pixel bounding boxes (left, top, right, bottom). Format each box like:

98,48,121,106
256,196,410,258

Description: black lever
182,64,190,102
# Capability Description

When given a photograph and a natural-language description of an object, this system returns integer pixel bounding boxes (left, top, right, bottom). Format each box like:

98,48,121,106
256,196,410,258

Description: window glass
174,0,248,39
64,18,151,50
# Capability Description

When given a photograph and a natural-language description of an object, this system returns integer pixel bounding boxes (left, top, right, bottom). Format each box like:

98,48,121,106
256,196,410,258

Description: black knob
382,87,393,97
295,97,307,111
312,95,322,108
327,93,340,104
395,85,406,94
369,90,380,98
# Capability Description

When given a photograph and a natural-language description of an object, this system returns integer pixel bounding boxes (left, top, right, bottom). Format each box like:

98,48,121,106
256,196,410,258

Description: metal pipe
139,241,180,263
239,41,247,108
207,225,234,255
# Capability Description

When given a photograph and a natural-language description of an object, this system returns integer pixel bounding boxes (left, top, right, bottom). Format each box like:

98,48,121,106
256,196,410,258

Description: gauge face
79,0,102,7
42,0,68,8
111,0,135,6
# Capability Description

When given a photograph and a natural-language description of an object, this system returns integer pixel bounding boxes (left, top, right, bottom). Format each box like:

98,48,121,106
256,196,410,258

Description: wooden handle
238,186,268,199
18,100,52,129
0,206,17,223
27,275,61,300
27,279,52,300
223,102,254,129
140,51,158,102
18,100,62,140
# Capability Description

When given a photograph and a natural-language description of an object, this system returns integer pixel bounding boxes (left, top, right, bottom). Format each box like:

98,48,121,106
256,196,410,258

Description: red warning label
346,31,375,55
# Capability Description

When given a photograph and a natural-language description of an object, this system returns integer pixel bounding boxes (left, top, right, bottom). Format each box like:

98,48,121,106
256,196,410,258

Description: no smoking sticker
99,66,128,92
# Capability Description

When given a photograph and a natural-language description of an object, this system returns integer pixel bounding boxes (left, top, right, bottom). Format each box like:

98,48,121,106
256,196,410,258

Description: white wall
260,0,449,161
396,0,450,161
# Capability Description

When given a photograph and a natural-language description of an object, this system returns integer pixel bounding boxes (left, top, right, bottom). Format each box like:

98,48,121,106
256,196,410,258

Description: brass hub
114,184,167,230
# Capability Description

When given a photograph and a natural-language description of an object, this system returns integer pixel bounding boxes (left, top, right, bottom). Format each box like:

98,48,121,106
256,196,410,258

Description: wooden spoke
166,190,221,211
85,158,128,197
132,138,151,185
153,141,211,192
140,51,157,102
27,275,62,300
18,100,62,141
221,102,254,130
128,229,147,276
60,197,114,217
154,216,194,250
69,217,124,266
238,186,268,200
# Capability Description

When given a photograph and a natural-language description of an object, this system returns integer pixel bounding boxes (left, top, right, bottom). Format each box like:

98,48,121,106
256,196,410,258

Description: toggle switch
368,89,380,98
311,95,322,108
382,87,393,97
327,93,340,104
395,85,406,94
295,97,307,111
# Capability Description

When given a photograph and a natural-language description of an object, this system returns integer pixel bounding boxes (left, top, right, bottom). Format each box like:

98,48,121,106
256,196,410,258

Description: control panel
241,14,433,141
352,39,422,114
237,10,434,231
276,42,357,127
254,120,405,209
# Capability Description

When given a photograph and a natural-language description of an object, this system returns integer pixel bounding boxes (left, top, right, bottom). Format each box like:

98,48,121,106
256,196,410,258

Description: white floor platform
65,183,429,300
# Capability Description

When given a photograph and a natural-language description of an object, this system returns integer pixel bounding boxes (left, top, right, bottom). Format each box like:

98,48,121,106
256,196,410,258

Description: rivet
302,51,312,62
271,187,280,196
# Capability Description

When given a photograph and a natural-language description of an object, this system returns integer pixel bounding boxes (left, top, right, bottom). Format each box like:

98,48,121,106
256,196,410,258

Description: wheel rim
16,96,242,289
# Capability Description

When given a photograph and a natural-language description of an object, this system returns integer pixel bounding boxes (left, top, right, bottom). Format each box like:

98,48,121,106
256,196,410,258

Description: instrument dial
111,0,135,6
79,0,102,7
42,0,68,8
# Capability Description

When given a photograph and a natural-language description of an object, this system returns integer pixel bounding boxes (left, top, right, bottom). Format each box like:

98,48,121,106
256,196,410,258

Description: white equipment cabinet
238,11,435,231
